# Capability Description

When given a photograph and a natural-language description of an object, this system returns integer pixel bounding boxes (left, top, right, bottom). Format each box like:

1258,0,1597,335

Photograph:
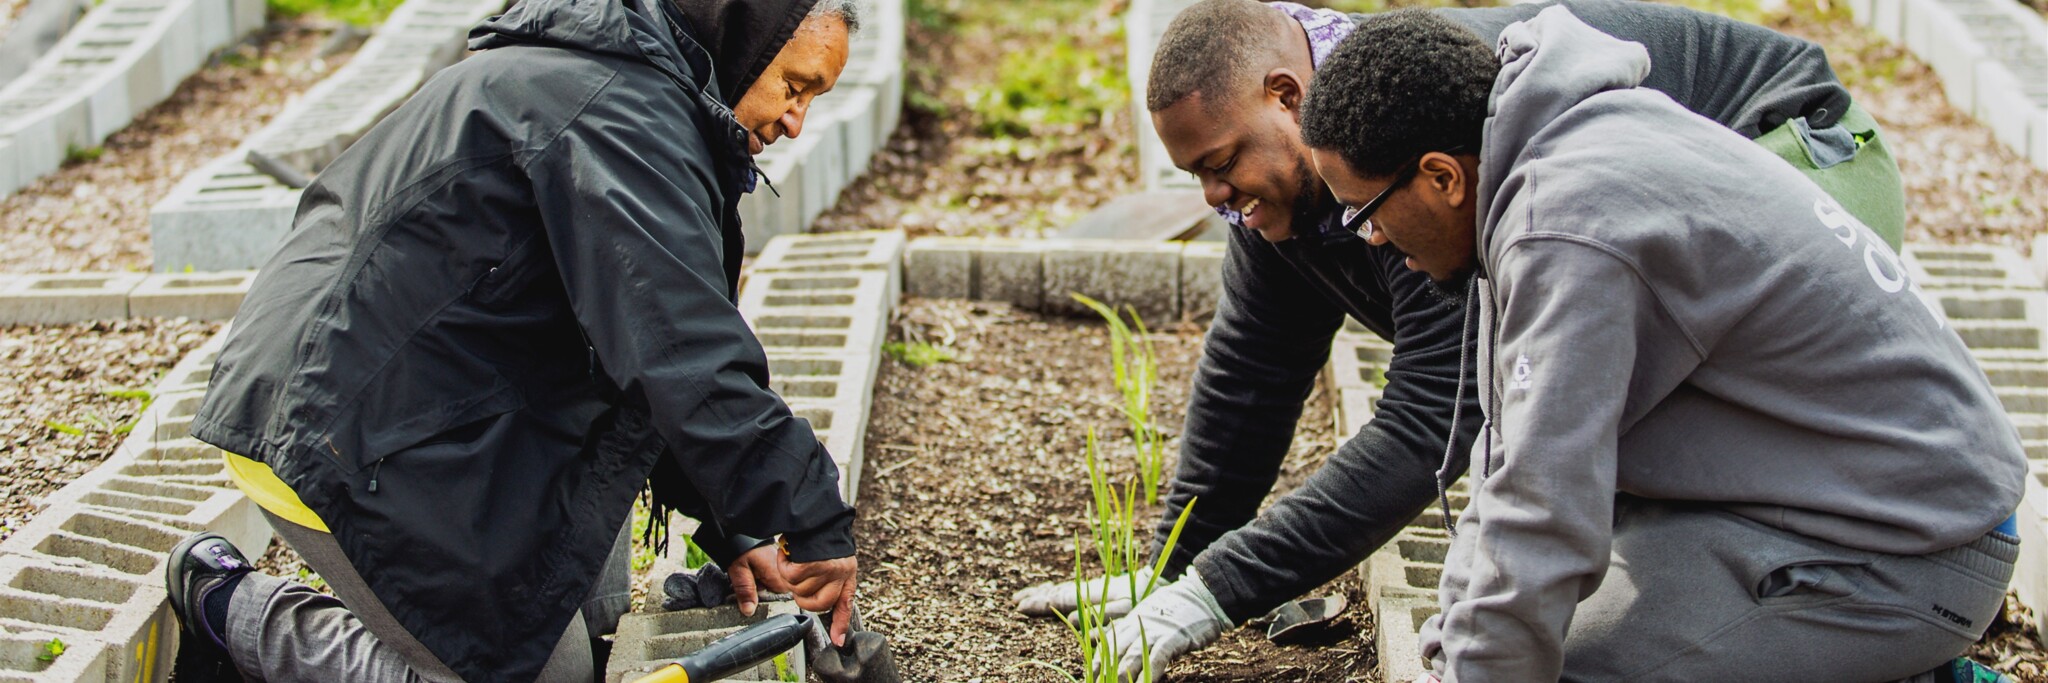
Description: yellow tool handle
632,663,689,683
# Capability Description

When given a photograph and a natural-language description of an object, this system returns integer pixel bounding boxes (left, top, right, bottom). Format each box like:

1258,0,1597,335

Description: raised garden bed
0,318,220,543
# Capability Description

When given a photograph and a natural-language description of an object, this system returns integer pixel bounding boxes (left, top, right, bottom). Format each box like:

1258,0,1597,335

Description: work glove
1109,573,1229,682
1013,568,1155,620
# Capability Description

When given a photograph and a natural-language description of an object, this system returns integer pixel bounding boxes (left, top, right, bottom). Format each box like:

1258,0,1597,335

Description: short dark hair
1299,9,1498,175
1147,0,1292,113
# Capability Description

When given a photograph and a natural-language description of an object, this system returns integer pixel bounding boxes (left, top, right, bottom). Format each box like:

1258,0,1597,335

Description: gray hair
808,0,863,35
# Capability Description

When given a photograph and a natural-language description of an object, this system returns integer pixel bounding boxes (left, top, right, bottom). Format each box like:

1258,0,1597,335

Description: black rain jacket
1151,0,1857,624
189,0,852,680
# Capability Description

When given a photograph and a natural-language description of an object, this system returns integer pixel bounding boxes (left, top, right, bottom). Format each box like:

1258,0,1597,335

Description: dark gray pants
1558,497,2016,682
225,510,633,683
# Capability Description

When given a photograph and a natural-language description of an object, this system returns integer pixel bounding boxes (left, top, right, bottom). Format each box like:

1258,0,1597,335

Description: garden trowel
804,606,903,683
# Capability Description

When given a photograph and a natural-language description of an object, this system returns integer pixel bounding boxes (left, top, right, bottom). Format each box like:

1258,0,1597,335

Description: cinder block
2032,106,2048,170
786,395,869,502
790,119,848,228
149,161,303,272
739,148,806,254
1904,0,1984,109
1040,239,1183,323
0,629,110,683
1179,241,1225,322
736,271,892,326
751,230,906,304
1872,0,1907,41
972,239,1048,310
1974,62,2036,162
127,271,256,320
1906,244,2039,290
903,237,980,300
1955,320,2045,350
1375,593,1440,683
605,603,806,683
0,273,144,324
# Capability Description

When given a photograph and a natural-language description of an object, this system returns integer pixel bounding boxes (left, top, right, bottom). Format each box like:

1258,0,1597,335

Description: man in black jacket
164,0,864,681
1008,0,1909,676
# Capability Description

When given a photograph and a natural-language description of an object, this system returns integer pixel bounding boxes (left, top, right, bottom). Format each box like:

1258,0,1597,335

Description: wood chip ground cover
0,319,220,544
849,298,1372,682
0,22,355,273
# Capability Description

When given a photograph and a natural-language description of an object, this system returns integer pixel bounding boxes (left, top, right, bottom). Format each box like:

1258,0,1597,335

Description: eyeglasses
1339,146,1464,239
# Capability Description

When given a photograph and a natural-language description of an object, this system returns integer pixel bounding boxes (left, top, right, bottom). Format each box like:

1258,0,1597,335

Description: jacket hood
469,0,705,85
1477,5,1649,247
671,0,820,107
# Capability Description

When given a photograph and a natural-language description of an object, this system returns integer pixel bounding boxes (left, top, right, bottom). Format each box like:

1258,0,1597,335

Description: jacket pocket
338,380,527,474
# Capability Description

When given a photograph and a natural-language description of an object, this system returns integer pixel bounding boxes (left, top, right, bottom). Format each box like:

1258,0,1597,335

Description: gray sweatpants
1552,496,2016,682
225,510,633,683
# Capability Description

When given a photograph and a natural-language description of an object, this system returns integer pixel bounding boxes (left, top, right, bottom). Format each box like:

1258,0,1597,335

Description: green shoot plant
772,653,798,682
1035,429,1197,683
882,341,956,368
36,638,64,663
1071,293,1168,504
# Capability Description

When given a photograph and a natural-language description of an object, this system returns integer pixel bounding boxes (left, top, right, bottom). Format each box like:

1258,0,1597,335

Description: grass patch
36,638,64,664
882,341,956,368
63,145,103,165
266,0,401,26
968,34,1127,138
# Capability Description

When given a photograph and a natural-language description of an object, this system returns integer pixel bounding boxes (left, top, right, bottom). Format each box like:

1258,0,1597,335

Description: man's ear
1420,152,1469,209
1265,67,1306,113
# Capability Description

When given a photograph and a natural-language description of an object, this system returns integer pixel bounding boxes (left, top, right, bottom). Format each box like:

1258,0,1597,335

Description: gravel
0,318,220,543
0,22,353,273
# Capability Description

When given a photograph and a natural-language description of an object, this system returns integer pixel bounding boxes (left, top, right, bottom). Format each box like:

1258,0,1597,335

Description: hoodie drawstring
1436,279,1479,537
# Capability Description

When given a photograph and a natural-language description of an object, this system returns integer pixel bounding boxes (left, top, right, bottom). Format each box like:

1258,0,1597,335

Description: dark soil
850,298,1371,682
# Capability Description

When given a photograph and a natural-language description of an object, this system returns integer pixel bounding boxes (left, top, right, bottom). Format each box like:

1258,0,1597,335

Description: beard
1290,154,1338,234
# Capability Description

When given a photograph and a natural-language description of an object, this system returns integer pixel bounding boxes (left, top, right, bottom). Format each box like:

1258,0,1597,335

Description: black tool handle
680,613,812,682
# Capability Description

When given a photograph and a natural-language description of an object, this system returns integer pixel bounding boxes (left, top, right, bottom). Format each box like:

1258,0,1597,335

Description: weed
883,341,956,368
1071,293,1167,504
266,0,402,26
36,638,64,663
681,534,712,571
63,145,103,165
43,420,86,436
773,653,798,682
968,36,1127,138
295,567,328,592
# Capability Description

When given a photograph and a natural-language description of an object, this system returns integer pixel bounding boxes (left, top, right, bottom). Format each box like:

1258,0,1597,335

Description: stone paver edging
1125,0,1200,193
0,0,265,200
1848,0,2048,168
0,271,254,325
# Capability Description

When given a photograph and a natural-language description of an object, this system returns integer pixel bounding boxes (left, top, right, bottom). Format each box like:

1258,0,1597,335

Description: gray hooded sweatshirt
1419,7,2026,680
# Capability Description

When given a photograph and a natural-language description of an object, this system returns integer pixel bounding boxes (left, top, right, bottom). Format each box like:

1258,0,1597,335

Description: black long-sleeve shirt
1150,0,1855,623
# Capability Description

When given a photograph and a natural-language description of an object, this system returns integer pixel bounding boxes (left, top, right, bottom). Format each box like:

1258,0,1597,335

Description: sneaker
165,532,251,682
1938,657,2015,683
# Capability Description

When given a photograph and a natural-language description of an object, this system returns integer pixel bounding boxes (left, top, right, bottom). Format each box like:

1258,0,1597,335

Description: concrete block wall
149,0,505,273
1848,0,2048,169
900,236,1222,323
602,232,902,677
0,0,263,199
603,602,806,683
0,327,276,683
1125,0,1201,192
0,271,254,324
734,0,907,253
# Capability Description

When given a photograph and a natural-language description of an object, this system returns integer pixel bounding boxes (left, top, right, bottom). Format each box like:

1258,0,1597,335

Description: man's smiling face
1154,87,1337,243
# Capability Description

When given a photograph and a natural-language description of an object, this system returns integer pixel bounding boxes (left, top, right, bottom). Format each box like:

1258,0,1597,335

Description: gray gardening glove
1013,568,1155,620
1110,573,1229,682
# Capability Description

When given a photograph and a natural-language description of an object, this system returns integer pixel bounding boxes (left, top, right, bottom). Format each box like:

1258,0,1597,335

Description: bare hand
726,545,793,616
774,554,858,645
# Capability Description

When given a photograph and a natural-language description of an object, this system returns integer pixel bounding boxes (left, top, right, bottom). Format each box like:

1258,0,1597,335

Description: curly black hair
1299,9,1498,176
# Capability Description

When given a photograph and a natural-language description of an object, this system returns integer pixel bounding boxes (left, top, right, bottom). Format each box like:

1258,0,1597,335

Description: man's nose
780,104,807,140
1201,175,1232,209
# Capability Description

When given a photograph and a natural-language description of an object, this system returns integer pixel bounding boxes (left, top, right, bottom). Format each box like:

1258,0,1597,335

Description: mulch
0,319,220,543
0,22,353,273
849,298,1371,682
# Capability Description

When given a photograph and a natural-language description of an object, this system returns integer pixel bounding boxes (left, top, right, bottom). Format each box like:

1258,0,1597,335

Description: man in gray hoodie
1299,8,2024,681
